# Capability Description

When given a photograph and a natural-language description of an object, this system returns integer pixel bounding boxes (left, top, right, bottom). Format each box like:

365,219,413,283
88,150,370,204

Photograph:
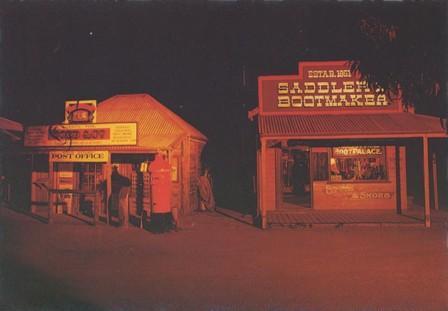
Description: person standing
198,166,216,212
109,166,131,227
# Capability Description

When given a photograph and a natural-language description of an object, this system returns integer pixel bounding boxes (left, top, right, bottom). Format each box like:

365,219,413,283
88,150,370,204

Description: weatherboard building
252,60,447,229
24,94,207,225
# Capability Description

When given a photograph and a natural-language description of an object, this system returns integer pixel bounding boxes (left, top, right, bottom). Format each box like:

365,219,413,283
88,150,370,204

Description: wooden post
106,154,112,225
48,161,54,224
432,153,439,211
395,145,402,215
423,137,431,228
399,146,408,210
260,138,267,229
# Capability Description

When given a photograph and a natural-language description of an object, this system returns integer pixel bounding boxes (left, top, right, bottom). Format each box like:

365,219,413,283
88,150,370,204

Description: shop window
77,163,102,192
330,146,387,182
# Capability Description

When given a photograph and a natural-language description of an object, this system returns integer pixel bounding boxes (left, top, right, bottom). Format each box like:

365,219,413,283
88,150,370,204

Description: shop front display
253,60,447,228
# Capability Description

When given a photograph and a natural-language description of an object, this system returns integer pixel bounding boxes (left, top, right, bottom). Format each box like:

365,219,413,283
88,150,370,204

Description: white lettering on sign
325,184,354,195
351,192,393,200
277,80,388,108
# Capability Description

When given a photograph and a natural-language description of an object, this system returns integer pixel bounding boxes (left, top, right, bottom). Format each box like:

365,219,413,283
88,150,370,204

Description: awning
258,113,447,139
0,117,23,141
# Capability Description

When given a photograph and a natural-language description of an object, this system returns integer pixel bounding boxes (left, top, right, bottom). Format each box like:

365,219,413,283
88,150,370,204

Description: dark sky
2,1,445,125
1,1,445,206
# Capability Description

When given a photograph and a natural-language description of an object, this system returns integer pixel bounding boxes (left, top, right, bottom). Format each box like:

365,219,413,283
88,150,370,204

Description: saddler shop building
25,94,207,225
254,60,447,229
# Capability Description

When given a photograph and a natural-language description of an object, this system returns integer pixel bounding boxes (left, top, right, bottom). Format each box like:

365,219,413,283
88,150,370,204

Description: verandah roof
258,112,447,139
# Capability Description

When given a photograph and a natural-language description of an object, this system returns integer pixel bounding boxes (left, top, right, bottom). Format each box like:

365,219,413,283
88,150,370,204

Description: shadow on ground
0,255,104,311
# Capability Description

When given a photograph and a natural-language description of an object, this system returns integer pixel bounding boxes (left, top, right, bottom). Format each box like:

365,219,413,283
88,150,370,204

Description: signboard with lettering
64,100,97,123
25,123,137,147
50,151,109,162
332,146,384,157
259,60,401,114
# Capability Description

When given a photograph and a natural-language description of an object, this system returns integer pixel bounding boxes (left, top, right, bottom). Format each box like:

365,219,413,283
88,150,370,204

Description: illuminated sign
65,100,97,124
25,123,137,147
332,146,383,157
259,60,401,113
50,151,109,162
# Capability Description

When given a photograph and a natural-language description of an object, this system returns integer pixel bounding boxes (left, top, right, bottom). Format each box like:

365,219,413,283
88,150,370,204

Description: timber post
423,137,431,228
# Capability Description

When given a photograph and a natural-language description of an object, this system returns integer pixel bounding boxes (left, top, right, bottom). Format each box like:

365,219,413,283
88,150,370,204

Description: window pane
330,146,387,182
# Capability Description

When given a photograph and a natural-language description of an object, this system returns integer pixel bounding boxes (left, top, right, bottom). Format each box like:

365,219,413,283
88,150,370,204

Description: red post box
149,154,172,214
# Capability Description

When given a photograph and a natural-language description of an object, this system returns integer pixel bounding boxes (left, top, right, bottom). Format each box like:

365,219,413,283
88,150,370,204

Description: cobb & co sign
259,60,400,113
50,151,108,162
332,146,383,157
24,123,137,147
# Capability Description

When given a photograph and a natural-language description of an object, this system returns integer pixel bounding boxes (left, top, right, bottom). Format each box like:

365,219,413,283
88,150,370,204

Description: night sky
1,1,446,209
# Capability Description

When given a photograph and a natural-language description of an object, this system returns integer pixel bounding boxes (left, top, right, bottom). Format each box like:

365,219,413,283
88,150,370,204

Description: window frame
328,146,389,183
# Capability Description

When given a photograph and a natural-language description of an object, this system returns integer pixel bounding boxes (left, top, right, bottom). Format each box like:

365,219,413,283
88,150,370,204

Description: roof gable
97,94,207,149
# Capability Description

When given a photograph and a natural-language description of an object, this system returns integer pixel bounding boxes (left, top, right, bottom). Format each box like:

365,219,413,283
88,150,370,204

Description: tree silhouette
347,2,446,116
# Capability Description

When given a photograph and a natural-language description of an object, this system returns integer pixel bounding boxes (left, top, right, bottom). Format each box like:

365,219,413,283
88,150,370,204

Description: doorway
111,153,154,224
52,162,105,219
281,147,311,209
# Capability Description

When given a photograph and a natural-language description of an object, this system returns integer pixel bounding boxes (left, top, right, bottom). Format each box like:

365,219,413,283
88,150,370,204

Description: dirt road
1,207,447,311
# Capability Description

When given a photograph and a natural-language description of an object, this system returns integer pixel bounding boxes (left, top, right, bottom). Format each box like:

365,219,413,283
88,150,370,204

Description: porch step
267,210,423,227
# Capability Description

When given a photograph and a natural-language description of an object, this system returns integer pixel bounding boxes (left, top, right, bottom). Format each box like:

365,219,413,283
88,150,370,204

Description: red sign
259,60,401,114
48,128,111,140
24,123,137,147
65,100,97,123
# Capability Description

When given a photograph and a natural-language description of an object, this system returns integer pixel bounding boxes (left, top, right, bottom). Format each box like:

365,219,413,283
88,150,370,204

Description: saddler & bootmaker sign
259,60,400,113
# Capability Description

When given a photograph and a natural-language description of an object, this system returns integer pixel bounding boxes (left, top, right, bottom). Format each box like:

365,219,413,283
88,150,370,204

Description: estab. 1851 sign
259,60,401,114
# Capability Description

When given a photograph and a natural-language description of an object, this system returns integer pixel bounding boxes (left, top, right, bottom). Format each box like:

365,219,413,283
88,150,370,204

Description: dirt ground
1,207,447,311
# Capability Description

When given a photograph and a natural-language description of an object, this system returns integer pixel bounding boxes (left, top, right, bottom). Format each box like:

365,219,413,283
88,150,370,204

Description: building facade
254,60,447,228
25,94,207,224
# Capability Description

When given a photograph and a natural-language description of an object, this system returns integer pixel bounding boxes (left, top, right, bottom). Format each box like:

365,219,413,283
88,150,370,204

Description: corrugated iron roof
259,113,447,138
97,94,207,149
0,117,23,132
0,117,23,142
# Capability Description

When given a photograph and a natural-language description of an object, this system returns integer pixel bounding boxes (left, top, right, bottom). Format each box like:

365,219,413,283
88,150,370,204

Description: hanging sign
24,123,137,147
50,151,109,162
64,100,97,124
259,60,400,114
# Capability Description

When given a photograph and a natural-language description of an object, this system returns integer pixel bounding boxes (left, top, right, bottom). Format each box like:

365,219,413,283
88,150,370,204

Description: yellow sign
50,151,109,162
25,123,137,147
333,146,383,157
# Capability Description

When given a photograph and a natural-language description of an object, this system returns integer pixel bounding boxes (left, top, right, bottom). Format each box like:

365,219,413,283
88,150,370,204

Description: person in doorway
108,166,131,227
198,166,216,212
292,155,307,196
